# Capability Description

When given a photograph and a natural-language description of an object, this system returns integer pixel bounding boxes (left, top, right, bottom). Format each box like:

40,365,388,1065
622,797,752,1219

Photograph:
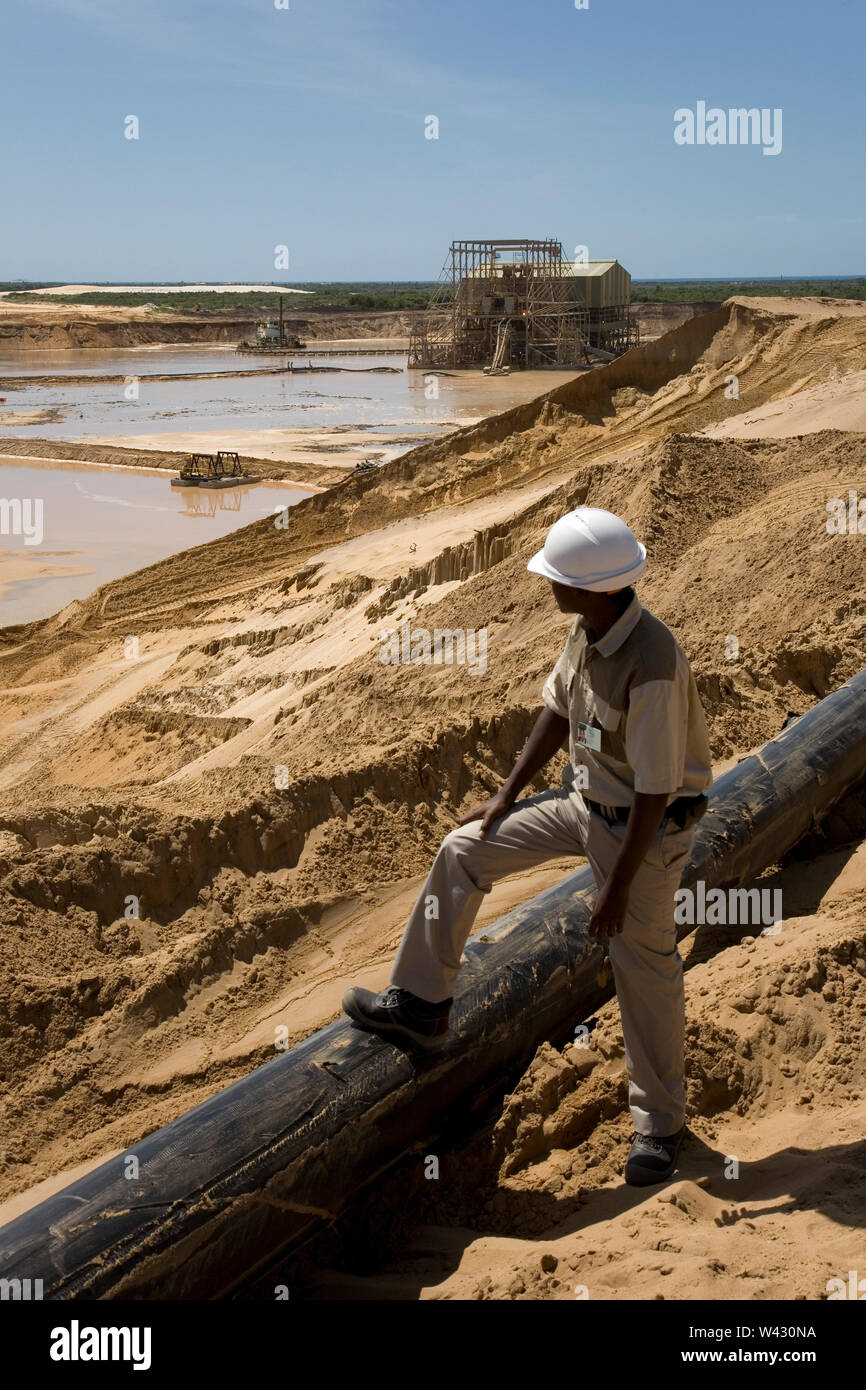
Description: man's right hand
458,789,515,840
456,706,567,842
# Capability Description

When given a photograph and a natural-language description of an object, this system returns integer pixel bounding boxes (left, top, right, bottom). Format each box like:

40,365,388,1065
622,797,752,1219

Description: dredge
408,238,640,371
236,295,307,354
170,450,260,489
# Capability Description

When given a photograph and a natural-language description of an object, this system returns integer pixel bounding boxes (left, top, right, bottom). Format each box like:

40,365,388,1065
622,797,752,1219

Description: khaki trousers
390,775,694,1136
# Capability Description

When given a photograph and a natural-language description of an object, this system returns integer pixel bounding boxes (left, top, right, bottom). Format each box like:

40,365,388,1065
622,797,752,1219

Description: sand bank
81,426,448,468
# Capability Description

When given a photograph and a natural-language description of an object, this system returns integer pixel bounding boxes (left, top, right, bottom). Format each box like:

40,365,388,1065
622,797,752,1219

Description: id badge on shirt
576,721,602,752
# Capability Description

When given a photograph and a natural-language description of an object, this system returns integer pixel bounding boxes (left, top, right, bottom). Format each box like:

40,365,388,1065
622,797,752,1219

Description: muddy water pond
0,459,310,627
0,345,576,441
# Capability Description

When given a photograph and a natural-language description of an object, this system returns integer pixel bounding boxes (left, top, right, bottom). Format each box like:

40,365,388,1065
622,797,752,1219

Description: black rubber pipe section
2,667,866,1299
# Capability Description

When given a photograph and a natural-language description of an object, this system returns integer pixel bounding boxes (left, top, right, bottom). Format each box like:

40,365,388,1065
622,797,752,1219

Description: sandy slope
0,297,865,1302
701,367,866,438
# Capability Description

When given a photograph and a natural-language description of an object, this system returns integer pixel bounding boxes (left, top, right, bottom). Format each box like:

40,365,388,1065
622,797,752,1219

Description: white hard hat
527,507,647,591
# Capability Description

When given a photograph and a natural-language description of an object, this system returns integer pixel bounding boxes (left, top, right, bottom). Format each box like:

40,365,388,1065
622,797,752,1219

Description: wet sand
80,426,446,468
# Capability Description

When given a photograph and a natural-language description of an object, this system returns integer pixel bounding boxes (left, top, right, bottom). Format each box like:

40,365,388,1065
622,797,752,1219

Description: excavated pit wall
0,308,422,351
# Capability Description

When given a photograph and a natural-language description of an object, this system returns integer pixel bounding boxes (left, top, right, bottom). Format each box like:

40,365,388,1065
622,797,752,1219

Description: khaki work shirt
541,594,713,806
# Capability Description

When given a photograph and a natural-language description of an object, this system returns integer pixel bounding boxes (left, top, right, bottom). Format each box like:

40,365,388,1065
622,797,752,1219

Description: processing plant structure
408,238,639,372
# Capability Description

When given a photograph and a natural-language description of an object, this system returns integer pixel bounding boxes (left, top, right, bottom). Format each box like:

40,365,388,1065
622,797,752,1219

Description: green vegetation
0,281,64,292
630,279,866,303
1,283,439,313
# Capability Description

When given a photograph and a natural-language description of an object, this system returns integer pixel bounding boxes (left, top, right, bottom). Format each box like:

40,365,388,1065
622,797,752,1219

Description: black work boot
341,985,452,1051
624,1126,686,1186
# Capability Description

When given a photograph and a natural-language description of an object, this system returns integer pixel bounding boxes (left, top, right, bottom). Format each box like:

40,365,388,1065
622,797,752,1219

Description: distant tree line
0,280,64,291
0,284,441,313
631,279,866,303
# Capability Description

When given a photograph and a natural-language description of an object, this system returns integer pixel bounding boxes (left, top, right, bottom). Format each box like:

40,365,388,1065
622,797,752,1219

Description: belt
586,794,708,829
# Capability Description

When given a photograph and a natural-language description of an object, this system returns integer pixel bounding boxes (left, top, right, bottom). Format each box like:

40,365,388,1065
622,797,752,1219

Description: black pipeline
1,668,865,1300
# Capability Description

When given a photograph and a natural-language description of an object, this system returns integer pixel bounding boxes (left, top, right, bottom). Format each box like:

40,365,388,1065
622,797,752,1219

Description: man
343,506,712,1185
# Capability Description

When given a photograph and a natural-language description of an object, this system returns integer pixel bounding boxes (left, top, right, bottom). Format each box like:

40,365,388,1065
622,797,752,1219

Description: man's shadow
300,1133,866,1299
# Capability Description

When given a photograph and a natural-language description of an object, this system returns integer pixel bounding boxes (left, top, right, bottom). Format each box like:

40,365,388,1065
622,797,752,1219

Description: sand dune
702,366,866,438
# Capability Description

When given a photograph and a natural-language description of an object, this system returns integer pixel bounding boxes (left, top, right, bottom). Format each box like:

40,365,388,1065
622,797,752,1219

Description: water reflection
174,483,261,516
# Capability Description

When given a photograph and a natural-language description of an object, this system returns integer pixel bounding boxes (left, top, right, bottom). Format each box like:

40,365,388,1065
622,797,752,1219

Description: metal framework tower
408,239,637,371
408,239,589,370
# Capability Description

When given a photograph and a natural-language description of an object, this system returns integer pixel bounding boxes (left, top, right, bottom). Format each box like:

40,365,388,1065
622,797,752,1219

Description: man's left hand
588,880,630,939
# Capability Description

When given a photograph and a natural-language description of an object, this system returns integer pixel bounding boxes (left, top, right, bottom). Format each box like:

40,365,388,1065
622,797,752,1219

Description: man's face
550,580,591,614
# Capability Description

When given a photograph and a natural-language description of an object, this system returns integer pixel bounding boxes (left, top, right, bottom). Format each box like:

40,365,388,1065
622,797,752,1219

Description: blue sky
1,0,863,281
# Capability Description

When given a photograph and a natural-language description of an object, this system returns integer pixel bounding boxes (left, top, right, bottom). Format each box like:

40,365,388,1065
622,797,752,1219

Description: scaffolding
408,239,638,371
